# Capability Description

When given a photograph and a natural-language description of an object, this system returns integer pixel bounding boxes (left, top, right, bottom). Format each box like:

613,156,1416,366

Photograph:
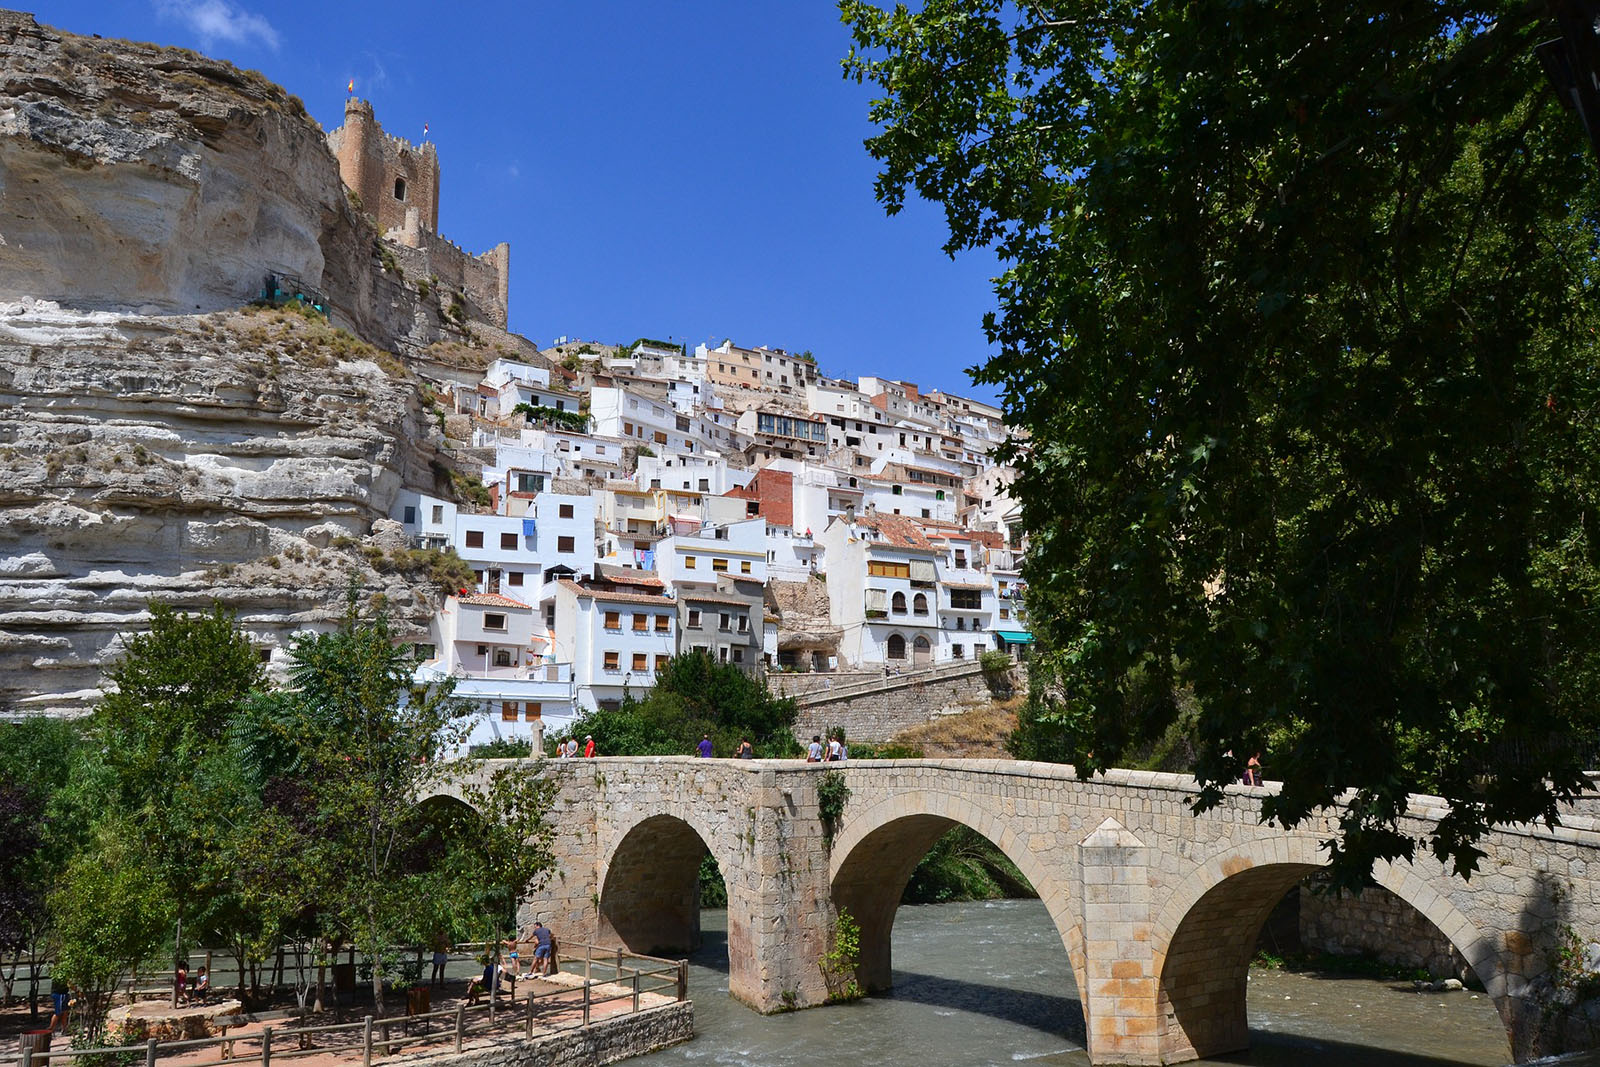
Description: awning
996,630,1033,644
909,559,937,582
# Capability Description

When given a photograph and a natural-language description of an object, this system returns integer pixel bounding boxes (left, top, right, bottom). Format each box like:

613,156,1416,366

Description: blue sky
33,1,1005,405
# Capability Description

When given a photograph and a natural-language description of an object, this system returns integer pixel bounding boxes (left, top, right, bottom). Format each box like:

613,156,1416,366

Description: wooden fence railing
6,947,687,1067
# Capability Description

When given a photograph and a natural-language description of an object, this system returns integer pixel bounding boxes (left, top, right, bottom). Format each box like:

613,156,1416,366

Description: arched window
886,634,907,660
912,635,931,664
913,593,929,616
891,591,907,614
394,176,407,201
493,648,512,667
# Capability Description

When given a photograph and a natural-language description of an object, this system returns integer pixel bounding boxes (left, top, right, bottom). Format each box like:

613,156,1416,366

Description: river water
634,899,1598,1067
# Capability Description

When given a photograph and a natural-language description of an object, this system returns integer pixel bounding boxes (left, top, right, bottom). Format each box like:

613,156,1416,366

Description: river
633,899,1599,1067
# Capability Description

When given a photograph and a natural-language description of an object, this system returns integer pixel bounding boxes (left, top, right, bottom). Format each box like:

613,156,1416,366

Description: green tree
284,601,555,1017
49,819,173,1037
0,717,85,1013
843,2,1600,883
557,651,801,757
95,604,266,1001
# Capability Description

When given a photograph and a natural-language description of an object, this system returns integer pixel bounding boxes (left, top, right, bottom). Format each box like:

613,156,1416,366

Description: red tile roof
555,580,675,607
596,563,665,588
458,592,533,609
855,512,935,551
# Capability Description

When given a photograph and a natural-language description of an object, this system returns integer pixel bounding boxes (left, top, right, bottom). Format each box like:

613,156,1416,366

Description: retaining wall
790,661,1001,742
400,1001,693,1067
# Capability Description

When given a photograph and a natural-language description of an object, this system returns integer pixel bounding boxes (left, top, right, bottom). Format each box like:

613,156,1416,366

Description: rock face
0,13,521,714
0,10,453,354
0,302,456,714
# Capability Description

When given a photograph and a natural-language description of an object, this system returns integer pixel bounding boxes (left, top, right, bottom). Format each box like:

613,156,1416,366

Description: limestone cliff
0,13,528,714
0,302,467,714
0,10,461,354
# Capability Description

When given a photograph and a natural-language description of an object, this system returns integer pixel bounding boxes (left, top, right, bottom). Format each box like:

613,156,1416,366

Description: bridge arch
1150,834,1507,1062
597,810,738,957
827,787,1085,1016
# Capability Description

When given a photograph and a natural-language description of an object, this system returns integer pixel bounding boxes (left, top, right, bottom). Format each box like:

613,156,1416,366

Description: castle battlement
325,99,509,329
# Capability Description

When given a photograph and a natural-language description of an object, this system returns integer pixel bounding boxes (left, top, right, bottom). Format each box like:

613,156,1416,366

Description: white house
815,510,945,669
414,591,576,751
654,516,768,592
451,493,597,594
545,580,678,711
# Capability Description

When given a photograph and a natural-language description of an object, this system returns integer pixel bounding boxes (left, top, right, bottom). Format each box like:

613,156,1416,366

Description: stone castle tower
326,98,440,235
324,99,509,329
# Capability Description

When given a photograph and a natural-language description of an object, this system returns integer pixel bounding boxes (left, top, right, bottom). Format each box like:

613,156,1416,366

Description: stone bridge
430,758,1600,1065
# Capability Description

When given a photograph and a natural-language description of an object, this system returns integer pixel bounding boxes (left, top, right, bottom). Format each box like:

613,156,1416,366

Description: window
1000,607,1011,620
719,647,729,663
737,615,749,633
501,702,517,722
403,505,417,525
494,649,512,667
886,634,907,659
732,648,744,663
632,652,648,672
624,421,634,435
604,651,620,671
633,613,648,632
955,617,966,630
257,647,273,663
685,556,697,570
604,611,621,631
688,609,702,629
508,571,524,587
655,655,669,672
412,643,435,661
655,615,670,633
698,478,710,492
484,613,507,631
868,561,911,579
654,431,668,445
892,485,903,496
500,532,518,550
891,591,907,614
719,612,731,632
950,589,981,609
525,702,542,720
936,490,946,501
921,509,931,519
558,536,575,553
560,503,575,519
466,530,484,549
712,558,729,572
431,505,444,524
394,177,407,201
955,550,968,568
740,560,752,575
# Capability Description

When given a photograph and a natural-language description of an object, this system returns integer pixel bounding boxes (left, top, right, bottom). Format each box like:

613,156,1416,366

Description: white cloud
154,0,281,51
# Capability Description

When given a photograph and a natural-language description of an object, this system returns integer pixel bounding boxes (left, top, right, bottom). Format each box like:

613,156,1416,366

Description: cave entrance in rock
831,815,1080,1041
598,814,727,968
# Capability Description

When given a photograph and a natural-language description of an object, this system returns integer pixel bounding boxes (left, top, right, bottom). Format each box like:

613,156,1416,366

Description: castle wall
386,223,510,330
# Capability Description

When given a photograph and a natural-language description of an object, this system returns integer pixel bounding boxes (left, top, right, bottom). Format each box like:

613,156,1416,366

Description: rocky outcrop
0,10,478,355
0,302,460,714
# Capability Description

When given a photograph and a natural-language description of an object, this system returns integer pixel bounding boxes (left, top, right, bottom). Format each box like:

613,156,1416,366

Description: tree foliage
556,651,802,757
844,1,1600,883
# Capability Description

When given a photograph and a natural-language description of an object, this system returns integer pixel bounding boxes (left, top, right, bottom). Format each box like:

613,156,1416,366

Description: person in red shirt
583,735,595,758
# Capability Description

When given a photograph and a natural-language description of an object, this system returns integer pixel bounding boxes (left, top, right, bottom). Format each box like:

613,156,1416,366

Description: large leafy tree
285,601,556,1017
843,1,1600,882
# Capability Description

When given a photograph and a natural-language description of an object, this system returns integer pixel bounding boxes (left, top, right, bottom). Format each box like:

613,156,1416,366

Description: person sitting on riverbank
192,966,210,1003
467,957,499,1005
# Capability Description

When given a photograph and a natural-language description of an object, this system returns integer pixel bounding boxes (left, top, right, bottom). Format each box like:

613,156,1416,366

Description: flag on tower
423,122,429,138
346,78,354,95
